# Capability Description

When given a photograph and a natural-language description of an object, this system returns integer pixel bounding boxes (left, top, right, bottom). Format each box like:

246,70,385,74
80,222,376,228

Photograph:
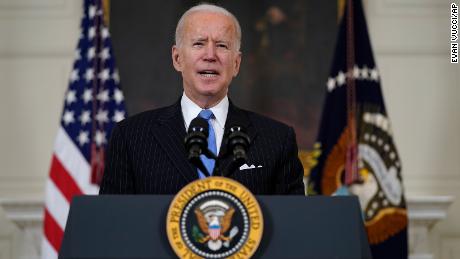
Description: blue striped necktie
198,109,217,178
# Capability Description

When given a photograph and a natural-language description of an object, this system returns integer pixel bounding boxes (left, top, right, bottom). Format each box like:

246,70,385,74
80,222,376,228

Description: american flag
42,0,126,258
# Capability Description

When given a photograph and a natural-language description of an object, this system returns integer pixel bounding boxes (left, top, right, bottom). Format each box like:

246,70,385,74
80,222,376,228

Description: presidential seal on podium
166,177,263,259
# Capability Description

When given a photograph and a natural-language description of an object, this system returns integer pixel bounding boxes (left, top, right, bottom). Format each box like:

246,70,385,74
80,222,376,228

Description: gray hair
175,3,242,51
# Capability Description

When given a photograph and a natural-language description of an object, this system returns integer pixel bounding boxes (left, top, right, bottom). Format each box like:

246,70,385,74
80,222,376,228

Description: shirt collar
180,93,229,130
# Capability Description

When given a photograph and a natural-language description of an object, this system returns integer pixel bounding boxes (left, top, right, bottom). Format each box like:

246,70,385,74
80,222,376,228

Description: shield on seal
209,223,221,240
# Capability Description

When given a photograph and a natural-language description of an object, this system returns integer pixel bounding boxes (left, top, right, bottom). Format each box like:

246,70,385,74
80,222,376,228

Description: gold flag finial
338,0,346,22
102,0,110,26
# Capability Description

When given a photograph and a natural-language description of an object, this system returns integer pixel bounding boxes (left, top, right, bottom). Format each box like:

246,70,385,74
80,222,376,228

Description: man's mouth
198,70,219,78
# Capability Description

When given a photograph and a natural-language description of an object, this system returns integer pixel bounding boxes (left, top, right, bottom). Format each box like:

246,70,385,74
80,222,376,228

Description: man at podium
99,3,305,195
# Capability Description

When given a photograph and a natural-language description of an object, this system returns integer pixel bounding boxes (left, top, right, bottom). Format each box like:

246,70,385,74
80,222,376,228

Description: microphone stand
194,129,249,178
195,148,218,178
188,155,211,178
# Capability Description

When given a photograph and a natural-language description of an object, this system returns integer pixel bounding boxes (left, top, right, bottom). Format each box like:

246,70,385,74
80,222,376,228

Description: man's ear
233,51,242,77
172,45,182,72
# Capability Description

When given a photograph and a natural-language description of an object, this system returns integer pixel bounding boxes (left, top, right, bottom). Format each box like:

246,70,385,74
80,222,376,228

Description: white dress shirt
181,93,229,154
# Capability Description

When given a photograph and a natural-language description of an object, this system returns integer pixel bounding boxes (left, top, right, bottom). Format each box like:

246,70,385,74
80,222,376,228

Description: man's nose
203,44,217,62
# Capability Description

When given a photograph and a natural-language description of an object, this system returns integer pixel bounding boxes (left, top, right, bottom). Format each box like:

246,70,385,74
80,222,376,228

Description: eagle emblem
193,199,239,251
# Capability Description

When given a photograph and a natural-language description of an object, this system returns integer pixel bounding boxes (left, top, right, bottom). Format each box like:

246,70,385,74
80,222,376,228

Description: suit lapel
150,101,198,183
217,102,258,176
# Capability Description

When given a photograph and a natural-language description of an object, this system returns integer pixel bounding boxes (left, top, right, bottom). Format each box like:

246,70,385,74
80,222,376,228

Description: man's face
172,12,241,106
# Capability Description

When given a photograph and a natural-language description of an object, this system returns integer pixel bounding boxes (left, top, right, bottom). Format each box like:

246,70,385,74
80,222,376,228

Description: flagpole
90,0,104,185
345,0,359,185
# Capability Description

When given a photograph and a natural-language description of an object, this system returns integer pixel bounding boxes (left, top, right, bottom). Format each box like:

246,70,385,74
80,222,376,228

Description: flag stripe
41,235,58,259
54,127,98,195
45,179,70,230
43,209,64,253
50,155,83,202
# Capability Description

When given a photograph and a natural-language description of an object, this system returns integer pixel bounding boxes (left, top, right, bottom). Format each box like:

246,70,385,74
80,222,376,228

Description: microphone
227,126,250,164
184,117,211,177
223,124,250,176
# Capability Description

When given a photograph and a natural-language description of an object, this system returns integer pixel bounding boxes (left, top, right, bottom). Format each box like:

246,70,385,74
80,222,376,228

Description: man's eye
217,44,228,49
193,42,204,47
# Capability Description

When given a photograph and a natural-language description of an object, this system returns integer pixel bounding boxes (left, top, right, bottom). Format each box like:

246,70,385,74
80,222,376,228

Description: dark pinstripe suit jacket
99,100,305,195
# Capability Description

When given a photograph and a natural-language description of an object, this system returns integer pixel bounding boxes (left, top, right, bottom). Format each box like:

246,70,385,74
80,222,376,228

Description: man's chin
197,89,226,101
196,86,226,97
200,90,220,96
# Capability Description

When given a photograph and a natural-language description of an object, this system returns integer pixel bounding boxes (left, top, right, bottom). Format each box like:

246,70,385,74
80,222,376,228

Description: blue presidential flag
308,0,408,258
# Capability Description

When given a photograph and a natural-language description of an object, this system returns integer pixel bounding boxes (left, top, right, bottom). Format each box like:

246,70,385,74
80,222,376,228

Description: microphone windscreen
188,117,209,136
226,116,245,130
